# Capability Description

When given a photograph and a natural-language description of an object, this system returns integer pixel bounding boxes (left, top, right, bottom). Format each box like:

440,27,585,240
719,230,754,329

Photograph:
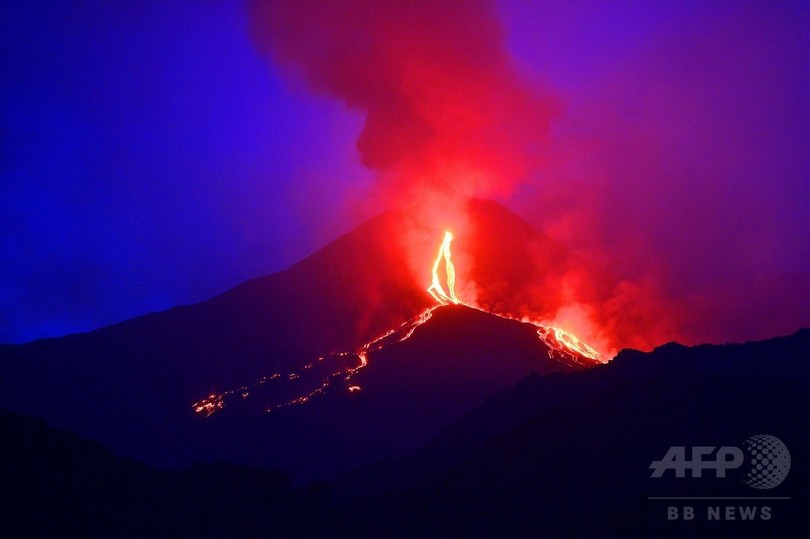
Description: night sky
3,0,809,345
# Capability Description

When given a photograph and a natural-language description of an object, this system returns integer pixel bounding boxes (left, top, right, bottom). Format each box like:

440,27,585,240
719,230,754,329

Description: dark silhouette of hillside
0,304,588,484
0,410,342,538
3,329,807,537
340,328,810,537
196,305,584,483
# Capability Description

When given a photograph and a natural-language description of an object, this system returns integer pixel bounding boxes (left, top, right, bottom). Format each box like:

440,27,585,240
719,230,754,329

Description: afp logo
650,435,791,489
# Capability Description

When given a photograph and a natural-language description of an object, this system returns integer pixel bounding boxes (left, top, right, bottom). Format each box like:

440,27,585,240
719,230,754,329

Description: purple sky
2,0,809,344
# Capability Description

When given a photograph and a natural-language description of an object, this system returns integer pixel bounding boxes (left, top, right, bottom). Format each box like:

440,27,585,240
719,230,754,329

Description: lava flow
427,231,459,305
193,306,438,416
193,229,603,417
424,230,603,365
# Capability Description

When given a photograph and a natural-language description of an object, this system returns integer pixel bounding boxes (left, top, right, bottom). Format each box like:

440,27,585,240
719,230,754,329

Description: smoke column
247,0,557,204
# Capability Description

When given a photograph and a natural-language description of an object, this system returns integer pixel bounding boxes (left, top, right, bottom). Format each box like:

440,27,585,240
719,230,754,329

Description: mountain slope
160,305,587,483
342,328,810,537
0,410,338,538
0,303,589,482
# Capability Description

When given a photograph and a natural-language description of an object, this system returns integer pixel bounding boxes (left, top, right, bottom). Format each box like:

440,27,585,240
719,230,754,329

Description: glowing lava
537,326,602,363
192,306,438,417
423,230,603,364
427,231,459,304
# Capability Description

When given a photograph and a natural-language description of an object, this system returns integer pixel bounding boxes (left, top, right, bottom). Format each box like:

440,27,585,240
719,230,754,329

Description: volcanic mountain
0,199,601,482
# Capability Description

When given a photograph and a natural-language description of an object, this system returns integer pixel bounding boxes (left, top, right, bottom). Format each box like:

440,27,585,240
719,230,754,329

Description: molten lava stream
427,231,459,305
424,229,603,364
192,306,438,417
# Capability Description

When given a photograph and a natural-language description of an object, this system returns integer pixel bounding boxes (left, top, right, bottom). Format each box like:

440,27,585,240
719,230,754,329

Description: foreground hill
0,410,339,538
342,328,810,537
3,328,807,537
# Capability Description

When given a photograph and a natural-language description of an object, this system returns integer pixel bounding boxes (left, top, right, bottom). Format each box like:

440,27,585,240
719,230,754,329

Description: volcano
0,199,601,482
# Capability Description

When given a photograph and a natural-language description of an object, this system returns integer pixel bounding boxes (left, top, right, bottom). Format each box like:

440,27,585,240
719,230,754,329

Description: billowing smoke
248,1,810,355
247,0,557,206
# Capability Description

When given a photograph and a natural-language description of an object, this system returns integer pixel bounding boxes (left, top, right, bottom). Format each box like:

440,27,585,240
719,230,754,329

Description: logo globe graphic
743,435,790,489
